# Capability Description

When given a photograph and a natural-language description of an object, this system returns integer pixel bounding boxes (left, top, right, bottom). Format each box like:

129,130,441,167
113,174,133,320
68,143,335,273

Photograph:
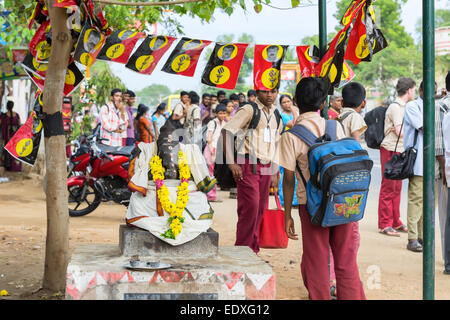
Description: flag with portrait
345,0,388,65
97,29,144,64
126,35,176,75
73,19,106,67
253,44,288,90
161,37,212,77
296,45,320,78
201,43,248,90
4,92,44,166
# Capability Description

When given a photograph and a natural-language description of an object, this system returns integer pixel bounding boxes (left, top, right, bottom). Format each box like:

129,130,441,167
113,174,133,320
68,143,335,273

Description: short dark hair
6,100,14,110
445,71,450,91
111,88,122,97
217,90,226,97
189,91,200,105
419,81,437,93
222,99,231,106
180,91,189,98
396,77,416,96
215,103,227,113
342,82,366,108
229,93,239,101
126,89,136,97
202,93,210,99
247,89,256,97
295,77,329,113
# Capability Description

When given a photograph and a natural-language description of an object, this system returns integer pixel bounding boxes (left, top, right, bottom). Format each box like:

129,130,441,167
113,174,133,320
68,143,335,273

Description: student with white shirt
203,103,228,202
440,72,450,274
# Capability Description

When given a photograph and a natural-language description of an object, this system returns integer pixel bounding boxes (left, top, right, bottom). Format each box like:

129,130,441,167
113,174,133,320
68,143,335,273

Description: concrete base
119,225,218,258
66,244,276,300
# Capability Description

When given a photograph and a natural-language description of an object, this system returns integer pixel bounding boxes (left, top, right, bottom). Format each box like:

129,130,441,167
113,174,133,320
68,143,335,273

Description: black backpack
213,102,282,188
363,105,389,149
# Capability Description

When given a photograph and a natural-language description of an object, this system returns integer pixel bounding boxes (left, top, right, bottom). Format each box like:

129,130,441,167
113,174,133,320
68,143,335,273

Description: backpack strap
247,102,261,130
325,120,337,141
288,124,319,147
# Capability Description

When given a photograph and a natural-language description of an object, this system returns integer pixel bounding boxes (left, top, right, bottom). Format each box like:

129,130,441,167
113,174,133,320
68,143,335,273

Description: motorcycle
67,134,136,217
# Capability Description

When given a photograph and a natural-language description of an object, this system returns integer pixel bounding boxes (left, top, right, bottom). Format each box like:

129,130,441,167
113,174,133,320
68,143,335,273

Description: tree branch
92,0,209,6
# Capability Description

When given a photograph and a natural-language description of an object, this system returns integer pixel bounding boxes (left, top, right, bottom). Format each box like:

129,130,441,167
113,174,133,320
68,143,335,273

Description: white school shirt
442,111,450,187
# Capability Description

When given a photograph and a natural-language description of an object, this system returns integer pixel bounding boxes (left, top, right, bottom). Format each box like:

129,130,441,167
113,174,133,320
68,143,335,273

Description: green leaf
254,4,262,13
291,0,300,8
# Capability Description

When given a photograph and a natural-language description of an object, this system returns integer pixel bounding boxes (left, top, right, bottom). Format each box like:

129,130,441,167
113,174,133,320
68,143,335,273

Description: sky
109,0,449,94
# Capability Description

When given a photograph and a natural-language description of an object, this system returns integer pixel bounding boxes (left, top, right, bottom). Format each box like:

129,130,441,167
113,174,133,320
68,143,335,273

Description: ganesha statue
126,119,216,246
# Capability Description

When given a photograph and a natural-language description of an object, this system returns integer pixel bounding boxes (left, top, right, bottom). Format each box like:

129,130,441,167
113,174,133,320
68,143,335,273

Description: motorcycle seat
98,144,135,157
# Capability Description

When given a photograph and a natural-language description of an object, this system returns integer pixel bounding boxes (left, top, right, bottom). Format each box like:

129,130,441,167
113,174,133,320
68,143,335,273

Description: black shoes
407,239,423,252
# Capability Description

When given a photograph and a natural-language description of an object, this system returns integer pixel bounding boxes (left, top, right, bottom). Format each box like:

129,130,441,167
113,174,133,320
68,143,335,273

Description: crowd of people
86,72,450,300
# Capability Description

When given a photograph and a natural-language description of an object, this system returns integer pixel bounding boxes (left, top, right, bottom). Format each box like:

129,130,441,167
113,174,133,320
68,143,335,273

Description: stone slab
66,244,276,300
119,224,219,258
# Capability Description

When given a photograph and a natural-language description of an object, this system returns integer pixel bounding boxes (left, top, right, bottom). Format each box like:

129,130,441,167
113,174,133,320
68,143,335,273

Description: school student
337,82,367,141
278,77,366,300
203,104,228,202
221,89,283,254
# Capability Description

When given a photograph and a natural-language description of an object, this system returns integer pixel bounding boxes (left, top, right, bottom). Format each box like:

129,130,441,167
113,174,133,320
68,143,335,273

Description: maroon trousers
235,160,272,254
378,147,403,230
299,205,366,300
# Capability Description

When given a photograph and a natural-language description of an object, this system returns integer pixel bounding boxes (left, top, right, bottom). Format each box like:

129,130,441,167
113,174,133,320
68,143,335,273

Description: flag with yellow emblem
73,20,106,67
315,26,350,89
253,44,288,90
97,29,144,64
126,35,176,75
161,37,212,77
4,92,44,166
296,45,320,78
201,43,248,90
345,0,388,66
63,62,84,96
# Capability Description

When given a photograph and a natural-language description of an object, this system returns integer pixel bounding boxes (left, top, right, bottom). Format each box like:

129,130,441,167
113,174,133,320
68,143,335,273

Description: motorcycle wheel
68,184,102,217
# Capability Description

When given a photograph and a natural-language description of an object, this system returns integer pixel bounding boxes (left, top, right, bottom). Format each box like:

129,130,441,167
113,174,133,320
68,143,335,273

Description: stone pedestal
66,244,276,300
119,225,219,258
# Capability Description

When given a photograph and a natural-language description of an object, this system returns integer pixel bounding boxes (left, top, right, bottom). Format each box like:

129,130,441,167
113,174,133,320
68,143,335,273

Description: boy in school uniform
278,77,366,300
337,82,367,141
221,89,283,254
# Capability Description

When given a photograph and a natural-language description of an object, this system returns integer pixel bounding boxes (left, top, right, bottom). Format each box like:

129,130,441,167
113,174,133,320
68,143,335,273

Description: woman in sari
277,95,299,206
136,104,155,143
1,101,22,171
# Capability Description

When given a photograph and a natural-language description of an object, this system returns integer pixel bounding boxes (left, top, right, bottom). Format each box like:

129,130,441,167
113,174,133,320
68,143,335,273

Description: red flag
315,26,350,88
97,30,144,64
28,2,49,29
253,44,288,90
296,45,320,78
340,0,367,26
4,108,43,166
73,20,106,67
126,36,177,75
201,43,248,90
63,62,84,96
53,0,78,8
161,37,212,77
28,19,51,61
345,0,388,65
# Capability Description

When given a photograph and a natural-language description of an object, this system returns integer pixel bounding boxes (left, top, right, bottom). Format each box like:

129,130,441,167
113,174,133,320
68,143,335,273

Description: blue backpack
287,120,373,227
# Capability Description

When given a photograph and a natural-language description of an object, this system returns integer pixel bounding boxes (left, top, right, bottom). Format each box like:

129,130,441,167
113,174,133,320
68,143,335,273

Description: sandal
394,224,408,233
379,227,400,237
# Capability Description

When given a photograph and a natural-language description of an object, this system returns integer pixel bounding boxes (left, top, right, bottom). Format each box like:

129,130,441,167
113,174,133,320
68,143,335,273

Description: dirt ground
0,174,450,300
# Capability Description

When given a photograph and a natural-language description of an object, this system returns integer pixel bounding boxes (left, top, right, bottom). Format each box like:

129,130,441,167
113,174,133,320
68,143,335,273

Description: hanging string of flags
6,0,387,167
20,0,387,96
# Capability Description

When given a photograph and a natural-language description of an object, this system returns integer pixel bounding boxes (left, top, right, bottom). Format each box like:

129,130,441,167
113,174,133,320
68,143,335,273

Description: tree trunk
42,1,72,292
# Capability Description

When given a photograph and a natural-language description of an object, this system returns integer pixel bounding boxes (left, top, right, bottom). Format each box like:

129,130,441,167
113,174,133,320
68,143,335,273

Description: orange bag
258,194,289,249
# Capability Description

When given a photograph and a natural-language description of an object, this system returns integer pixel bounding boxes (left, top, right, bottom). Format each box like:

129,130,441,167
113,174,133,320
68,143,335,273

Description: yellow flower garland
150,151,190,239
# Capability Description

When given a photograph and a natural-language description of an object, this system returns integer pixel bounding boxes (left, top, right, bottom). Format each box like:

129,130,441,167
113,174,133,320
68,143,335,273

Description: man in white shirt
440,71,450,275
